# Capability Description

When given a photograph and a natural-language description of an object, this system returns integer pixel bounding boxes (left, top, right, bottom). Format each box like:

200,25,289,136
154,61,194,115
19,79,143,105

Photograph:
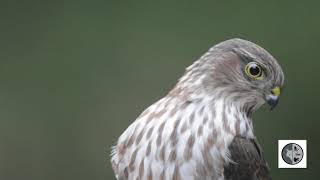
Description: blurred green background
1,0,319,179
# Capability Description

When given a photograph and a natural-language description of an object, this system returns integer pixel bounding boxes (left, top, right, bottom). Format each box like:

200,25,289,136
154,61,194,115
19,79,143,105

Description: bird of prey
111,38,284,180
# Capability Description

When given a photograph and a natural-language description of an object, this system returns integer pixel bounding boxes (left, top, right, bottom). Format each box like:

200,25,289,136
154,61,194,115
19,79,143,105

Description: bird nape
111,38,284,180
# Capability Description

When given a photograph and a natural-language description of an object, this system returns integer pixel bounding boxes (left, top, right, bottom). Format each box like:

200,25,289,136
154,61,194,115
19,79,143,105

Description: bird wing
223,136,271,180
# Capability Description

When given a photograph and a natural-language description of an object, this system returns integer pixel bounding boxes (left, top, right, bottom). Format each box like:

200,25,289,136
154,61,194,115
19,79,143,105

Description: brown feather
224,136,271,180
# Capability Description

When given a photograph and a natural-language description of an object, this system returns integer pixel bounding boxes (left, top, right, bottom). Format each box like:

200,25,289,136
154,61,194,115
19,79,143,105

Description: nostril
271,87,281,96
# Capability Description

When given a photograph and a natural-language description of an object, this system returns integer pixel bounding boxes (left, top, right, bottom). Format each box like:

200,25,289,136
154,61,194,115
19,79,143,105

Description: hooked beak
266,86,281,110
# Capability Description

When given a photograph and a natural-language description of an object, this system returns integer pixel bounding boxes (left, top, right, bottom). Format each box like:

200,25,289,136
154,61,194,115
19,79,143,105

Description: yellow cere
271,86,281,96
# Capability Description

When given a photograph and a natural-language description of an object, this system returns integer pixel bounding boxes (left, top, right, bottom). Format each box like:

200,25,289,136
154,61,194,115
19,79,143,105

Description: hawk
111,38,284,180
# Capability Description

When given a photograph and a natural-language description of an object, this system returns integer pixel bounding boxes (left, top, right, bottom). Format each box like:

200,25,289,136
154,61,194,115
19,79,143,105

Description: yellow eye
245,62,263,80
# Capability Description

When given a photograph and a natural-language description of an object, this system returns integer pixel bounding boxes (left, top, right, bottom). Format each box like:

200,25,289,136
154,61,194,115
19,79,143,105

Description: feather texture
111,38,284,180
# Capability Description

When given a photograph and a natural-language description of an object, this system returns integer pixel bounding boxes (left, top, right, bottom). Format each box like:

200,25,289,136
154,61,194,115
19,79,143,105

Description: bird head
182,38,284,114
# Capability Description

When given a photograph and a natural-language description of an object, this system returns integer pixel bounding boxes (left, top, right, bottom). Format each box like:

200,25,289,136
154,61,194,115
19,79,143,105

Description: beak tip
267,98,279,110
267,86,281,110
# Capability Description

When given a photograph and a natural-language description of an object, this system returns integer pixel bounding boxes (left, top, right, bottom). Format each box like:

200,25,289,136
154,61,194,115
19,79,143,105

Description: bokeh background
1,0,319,179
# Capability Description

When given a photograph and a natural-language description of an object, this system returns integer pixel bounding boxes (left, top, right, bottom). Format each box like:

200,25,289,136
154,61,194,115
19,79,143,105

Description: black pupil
249,65,260,76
